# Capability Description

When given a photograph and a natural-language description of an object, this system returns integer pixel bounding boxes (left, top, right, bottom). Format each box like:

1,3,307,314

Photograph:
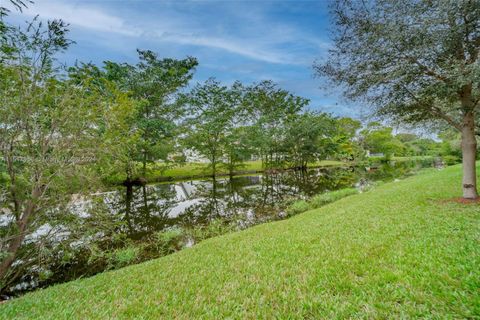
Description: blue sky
6,0,362,117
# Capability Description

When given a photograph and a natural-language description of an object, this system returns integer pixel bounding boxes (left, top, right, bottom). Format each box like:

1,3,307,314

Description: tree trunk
211,155,216,177
142,150,147,177
461,112,478,199
0,198,36,284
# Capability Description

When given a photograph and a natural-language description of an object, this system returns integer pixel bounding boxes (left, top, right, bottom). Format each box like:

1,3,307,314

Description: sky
5,0,363,118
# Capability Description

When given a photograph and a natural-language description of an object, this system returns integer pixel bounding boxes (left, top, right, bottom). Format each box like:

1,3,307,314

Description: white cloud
22,1,140,36
157,33,294,64
13,0,328,66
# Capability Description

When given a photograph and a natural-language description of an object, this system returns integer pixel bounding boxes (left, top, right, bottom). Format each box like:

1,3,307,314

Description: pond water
90,159,435,239
7,159,437,296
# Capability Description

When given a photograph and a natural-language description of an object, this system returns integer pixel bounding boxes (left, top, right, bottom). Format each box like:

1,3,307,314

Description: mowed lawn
2,164,479,319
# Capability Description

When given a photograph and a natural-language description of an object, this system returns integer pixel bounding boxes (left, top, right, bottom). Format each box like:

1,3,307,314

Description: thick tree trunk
461,112,478,199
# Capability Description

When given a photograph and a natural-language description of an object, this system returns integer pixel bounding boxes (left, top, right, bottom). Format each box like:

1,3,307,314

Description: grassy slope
2,164,479,319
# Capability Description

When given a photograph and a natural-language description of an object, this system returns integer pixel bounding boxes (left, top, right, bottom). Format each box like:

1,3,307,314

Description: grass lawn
146,159,344,181
2,164,479,319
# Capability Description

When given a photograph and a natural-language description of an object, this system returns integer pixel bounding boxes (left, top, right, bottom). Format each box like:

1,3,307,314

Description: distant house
366,150,385,158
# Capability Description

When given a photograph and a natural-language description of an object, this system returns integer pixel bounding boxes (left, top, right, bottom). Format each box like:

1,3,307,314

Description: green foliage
185,219,236,242
284,112,338,168
287,187,359,216
108,245,141,269
244,80,309,168
442,155,461,166
316,0,480,198
286,200,310,216
334,117,364,161
316,0,480,128
154,228,184,254
0,17,116,291
183,79,243,176
309,188,359,208
104,50,198,178
360,123,405,159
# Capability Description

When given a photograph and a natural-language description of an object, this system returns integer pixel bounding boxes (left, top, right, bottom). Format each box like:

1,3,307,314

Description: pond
7,159,436,296
98,159,435,236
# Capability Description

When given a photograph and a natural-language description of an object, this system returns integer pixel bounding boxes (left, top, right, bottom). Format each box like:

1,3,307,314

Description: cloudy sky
5,0,362,117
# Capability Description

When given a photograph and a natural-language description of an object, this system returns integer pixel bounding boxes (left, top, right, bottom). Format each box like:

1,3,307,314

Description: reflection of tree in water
107,160,434,237
171,168,362,227
364,161,426,182
177,178,227,227
109,184,179,240
16,160,436,295
285,167,358,196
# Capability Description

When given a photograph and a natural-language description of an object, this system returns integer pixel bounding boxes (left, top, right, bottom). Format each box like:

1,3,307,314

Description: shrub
286,188,359,217
155,228,184,254
442,155,460,166
108,245,140,269
286,200,310,216
309,188,358,208
187,219,236,242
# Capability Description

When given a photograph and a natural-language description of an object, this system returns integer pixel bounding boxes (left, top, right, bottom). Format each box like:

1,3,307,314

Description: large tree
244,81,309,168
316,0,480,199
105,51,198,178
284,112,338,169
0,17,137,292
183,79,242,177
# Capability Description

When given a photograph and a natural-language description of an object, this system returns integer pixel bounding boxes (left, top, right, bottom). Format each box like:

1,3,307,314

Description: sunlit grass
2,163,479,319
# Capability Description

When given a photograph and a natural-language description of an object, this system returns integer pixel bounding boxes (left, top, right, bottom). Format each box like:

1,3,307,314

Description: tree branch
400,84,462,131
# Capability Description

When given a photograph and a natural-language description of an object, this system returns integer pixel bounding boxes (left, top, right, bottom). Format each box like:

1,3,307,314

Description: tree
0,19,94,289
68,63,142,184
0,0,31,17
360,123,404,159
334,117,363,161
222,126,254,176
316,0,480,198
183,79,241,177
244,81,309,168
284,112,338,169
105,51,198,178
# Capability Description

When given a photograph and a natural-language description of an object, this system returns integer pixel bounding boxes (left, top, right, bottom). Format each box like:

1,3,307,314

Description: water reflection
101,160,430,239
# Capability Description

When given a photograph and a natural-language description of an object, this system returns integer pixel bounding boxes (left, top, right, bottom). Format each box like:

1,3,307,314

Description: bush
442,155,460,166
155,228,184,254
186,219,236,242
108,245,140,269
286,200,310,216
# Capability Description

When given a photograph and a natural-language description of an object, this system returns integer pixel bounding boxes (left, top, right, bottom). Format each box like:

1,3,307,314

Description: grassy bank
2,164,479,319
140,159,345,183
111,157,435,184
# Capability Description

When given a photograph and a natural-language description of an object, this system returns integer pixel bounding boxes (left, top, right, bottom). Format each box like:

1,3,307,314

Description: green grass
2,164,479,319
145,159,345,182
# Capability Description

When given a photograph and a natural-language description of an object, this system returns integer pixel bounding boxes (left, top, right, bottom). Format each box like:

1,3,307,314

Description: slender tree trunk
461,111,478,199
212,154,216,177
0,197,37,284
142,150,147,177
